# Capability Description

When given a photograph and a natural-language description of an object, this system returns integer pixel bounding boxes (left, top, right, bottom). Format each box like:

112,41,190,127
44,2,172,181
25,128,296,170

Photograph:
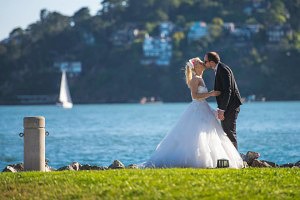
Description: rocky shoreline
2,151,300,173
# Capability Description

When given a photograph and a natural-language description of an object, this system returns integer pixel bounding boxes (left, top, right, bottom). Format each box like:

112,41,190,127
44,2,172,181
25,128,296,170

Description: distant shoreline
1,100,300,106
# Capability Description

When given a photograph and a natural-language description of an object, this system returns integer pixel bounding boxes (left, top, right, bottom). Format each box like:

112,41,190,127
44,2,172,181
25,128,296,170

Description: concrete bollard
23,116,46,171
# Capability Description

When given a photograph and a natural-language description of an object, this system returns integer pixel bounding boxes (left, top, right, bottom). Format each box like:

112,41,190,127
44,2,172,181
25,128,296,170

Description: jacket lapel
216,62,222,75
214,63,221,90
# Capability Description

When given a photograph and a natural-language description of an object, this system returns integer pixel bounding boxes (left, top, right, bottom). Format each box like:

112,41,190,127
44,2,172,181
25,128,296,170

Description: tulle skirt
143,100,244,169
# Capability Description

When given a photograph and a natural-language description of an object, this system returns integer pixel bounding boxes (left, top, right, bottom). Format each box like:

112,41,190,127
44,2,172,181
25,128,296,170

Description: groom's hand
217,109,225,121
209,90,221,97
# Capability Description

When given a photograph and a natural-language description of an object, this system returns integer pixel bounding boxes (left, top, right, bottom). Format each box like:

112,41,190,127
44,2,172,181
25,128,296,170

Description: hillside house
142,35,172,66
187,21,208,42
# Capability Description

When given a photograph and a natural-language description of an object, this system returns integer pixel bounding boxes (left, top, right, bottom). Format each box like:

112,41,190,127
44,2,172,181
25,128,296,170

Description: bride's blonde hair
185,57,202,87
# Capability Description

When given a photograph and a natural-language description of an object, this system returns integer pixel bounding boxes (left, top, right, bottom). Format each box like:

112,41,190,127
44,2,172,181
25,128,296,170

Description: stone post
23,116,45,171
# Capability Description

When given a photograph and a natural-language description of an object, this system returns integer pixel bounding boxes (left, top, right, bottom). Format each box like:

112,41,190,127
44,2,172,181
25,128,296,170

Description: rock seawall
2,152,300,172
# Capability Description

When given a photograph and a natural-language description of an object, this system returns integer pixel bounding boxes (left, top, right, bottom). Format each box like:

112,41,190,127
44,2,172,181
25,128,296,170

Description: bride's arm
190,78,220,100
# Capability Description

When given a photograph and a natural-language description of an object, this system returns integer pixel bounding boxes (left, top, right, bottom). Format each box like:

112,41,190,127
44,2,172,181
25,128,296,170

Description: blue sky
0,0,101,40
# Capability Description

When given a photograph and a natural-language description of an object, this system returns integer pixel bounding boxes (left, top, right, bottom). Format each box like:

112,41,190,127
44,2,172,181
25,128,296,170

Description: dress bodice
197,85,208,93
192,85,208,101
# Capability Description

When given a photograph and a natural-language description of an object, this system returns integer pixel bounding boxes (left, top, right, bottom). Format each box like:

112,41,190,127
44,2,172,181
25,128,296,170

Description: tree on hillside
73,7,91,24
99,0,128,23
265,0,288,25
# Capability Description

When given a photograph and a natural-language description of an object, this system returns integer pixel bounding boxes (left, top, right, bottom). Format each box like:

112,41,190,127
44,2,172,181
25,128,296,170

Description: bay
0,101,299,170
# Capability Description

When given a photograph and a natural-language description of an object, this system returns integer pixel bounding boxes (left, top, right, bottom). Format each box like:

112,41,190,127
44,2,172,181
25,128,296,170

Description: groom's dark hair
206,52,220,63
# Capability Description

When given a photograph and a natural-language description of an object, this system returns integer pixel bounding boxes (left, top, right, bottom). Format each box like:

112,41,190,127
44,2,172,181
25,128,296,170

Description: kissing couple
143,52,244,168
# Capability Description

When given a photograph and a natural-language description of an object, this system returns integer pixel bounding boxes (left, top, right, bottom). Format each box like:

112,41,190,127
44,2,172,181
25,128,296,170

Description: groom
204,52,242,149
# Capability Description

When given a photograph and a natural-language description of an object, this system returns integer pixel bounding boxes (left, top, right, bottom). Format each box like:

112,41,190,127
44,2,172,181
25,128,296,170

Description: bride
143,57,244,168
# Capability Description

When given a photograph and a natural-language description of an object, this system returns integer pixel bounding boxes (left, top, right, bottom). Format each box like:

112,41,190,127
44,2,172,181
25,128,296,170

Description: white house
246,24,261,34
141,22,174,66
159,22,174,38
187,21,208,42
231,28,251,40
267,25,293,42
223,22,235,33
142,35,172,66
110,24,140,46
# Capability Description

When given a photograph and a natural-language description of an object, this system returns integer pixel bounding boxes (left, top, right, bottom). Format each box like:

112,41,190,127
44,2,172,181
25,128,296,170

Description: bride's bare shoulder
190,76,200,84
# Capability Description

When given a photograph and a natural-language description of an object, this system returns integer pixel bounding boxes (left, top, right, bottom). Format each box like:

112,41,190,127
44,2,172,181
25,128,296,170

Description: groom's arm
219,68,232,111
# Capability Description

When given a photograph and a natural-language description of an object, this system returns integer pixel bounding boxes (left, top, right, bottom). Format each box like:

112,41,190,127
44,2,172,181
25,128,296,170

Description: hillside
0,0,299,104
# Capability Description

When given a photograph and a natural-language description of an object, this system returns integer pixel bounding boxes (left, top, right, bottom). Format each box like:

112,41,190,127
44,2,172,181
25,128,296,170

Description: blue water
0,102,299,170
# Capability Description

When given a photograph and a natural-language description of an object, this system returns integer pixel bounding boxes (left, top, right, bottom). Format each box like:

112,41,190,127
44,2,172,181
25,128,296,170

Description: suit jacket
214,62,242,111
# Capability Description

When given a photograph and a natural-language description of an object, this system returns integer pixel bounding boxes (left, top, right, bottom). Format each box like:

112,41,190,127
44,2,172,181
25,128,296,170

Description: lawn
0,168,299,199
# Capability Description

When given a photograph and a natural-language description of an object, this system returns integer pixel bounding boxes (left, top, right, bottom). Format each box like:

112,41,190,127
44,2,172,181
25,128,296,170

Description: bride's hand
209,90,221,97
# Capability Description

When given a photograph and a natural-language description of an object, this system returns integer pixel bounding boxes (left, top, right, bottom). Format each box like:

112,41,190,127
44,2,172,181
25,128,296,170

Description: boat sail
57,70,73,108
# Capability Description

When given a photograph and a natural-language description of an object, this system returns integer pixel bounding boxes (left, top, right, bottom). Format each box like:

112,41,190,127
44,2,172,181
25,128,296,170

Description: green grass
0,168,299,199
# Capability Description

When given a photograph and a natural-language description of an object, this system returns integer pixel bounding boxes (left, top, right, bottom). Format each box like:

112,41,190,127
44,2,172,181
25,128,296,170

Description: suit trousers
221,107,240,150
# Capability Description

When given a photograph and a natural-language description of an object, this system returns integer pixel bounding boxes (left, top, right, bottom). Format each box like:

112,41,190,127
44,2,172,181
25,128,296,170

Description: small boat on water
56,70,73,109
140,96,163,104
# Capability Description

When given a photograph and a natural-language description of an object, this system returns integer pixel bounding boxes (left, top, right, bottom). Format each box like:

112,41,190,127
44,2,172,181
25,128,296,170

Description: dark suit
214,62,242,149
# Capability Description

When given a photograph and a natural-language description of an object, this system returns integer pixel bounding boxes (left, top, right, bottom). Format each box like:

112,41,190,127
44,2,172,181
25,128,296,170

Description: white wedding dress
143,83,244,169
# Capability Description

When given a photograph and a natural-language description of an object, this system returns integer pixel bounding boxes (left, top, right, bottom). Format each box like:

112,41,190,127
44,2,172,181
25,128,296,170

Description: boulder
57,162,84,171
280,163,295,168
57,165,75,171
11,163,24,172
44,159,56,171
71,162,82,171
80,164,107,170
109,160,125,169
90,166,108,170
80,164,92,170
45,165,56,172
2,163,24,172
127,164,139,169
243,161,249,168
2,166,17,173
245,151,260,166
45,159,50,165
261,160,278,167
2,162,57,172
251,159,271,168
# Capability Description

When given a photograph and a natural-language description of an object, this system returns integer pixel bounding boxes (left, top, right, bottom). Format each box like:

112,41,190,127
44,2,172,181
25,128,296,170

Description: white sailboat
57,70,73,109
